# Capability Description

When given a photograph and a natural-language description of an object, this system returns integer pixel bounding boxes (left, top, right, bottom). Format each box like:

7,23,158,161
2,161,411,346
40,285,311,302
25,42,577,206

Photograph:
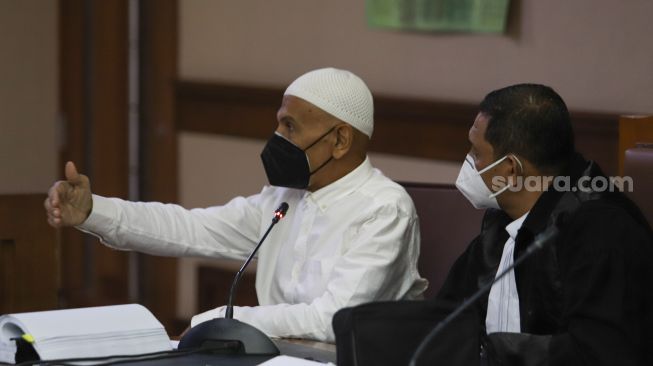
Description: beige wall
175,0,653,318
180,0,653,114
0,0,58,194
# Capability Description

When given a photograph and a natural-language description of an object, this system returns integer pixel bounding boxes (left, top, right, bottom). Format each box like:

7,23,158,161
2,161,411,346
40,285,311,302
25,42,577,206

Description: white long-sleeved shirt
78,157,428,342
485,211,529,334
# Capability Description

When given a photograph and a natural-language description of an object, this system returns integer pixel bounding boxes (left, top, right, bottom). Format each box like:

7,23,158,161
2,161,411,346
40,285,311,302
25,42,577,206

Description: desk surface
273,338,336,363
0,338,336,365
118,353,274,366
111,339,335,365
275,338,336,353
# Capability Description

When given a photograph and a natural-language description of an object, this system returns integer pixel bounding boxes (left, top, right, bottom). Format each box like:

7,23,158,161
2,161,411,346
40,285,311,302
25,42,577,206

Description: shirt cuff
190,306,226,327
76,194,118,235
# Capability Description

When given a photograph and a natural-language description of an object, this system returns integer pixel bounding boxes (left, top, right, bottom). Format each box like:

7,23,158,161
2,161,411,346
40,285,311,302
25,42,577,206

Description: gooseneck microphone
226,202,289,319
409,218,562,366
179,202,289,356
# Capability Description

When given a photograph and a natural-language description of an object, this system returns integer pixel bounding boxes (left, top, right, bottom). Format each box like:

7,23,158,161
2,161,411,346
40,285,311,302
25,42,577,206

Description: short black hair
480,84,575,174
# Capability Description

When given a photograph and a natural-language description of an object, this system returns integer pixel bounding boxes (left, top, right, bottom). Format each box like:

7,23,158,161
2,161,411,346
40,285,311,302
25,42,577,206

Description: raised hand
44,161,93,228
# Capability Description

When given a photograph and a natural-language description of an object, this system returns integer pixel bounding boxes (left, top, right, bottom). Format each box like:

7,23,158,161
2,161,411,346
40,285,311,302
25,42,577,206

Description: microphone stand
179,202,289,356
409,224,560,366
225,205,286,319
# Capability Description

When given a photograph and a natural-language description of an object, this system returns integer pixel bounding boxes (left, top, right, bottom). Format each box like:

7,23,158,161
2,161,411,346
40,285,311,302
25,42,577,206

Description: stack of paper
0,304,172,364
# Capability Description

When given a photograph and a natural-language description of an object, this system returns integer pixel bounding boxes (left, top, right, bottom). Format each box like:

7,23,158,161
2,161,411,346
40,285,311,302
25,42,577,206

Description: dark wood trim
176,80,620,175
58,0,86,308
174,80,477,161
140,0,178,205
370,95,477,162
618,115,653,175
59,0,180,333
176,81,282,140
139,0,180,334
571,112,620,176
87,0,131,305
0,195,59,314
58,0,130,308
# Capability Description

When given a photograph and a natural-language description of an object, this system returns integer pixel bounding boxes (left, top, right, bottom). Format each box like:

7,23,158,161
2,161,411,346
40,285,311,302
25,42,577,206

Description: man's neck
502,190,543,220
307,155,366,192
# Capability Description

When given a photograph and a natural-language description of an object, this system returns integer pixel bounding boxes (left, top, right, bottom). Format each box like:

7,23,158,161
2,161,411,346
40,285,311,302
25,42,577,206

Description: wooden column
618,115,653,174
59,0,180,334
58,0,130,308
139,0,180,334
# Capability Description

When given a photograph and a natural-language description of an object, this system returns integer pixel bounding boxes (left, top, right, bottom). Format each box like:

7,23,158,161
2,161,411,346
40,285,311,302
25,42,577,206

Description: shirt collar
505,211,529,241
305,156,374,212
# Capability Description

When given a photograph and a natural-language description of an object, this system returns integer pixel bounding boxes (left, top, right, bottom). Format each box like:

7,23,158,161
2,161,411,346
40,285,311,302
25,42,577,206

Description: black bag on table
333,300,480,366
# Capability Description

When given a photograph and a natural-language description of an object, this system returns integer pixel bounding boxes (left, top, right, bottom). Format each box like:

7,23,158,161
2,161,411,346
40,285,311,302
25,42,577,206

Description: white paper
0,304,171,364
7,304,162,342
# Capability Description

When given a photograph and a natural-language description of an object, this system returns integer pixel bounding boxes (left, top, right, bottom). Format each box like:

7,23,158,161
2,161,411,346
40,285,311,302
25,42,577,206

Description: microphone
226,202,289,318
179,202,290,356
408,214,563,366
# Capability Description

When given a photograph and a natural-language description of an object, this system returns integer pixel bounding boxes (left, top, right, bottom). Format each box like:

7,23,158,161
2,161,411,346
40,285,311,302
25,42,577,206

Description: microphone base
178,318,280,356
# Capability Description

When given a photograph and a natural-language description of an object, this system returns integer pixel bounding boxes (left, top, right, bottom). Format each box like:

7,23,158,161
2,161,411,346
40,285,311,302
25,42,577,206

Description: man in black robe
439,84,653,365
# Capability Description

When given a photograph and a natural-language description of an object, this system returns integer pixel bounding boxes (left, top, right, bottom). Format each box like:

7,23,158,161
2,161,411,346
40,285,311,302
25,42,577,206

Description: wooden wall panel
59,0,181,335
0,195,59,314
139,0,180,335
176,82,281,139
176,81,620,176
88,0,131,305
619,115,653,174
58,0,87,309
573,112,620,177
58,0,130,308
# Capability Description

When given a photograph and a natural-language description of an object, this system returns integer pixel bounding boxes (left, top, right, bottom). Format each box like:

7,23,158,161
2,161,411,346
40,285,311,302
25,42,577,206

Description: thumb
65,161,82,184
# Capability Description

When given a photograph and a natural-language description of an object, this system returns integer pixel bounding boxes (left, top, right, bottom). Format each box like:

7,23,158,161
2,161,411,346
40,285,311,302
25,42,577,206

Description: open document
0,304,171,364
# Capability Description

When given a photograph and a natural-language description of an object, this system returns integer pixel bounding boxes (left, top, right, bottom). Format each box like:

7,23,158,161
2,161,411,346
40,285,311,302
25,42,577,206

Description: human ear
505,155,525,187
332,124,353,159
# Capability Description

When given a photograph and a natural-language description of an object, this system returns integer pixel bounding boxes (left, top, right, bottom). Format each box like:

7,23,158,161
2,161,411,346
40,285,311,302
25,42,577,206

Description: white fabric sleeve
190,204,421,342
77,193,264,260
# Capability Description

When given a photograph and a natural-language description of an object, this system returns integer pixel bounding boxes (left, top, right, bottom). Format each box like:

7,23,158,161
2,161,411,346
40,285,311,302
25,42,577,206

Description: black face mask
260,127,336,189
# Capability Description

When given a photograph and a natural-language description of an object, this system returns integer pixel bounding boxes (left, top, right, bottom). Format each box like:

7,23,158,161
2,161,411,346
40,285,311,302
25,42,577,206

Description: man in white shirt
44,67,427,342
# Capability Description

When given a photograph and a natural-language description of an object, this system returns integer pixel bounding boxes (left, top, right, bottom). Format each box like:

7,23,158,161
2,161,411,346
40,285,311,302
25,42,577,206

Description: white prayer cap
284,68,374,138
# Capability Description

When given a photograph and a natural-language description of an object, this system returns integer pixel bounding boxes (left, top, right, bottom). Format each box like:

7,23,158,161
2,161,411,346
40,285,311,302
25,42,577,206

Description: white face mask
455,154,522,209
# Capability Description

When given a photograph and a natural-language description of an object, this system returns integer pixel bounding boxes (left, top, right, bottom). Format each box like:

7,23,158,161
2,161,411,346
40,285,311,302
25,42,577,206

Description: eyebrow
278,114,302,125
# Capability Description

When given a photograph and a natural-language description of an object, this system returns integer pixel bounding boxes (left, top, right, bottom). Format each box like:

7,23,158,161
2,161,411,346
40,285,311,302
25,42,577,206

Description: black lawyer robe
436,154,653,366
